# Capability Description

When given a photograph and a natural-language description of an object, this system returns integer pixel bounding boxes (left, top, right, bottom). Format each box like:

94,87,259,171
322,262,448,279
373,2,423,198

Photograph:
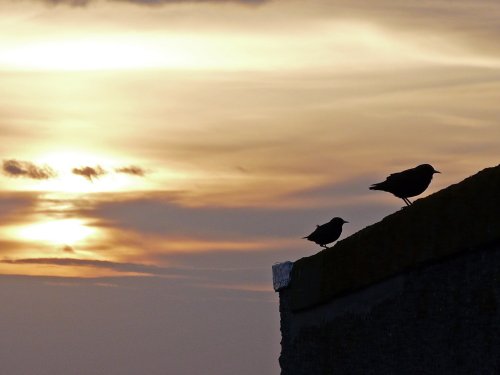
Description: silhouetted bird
370,164,440,206
303,217,348,249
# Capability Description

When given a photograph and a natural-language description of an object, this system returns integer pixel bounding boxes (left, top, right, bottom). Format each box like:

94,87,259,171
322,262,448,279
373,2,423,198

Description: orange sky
1,1,498,273
0,1,499,373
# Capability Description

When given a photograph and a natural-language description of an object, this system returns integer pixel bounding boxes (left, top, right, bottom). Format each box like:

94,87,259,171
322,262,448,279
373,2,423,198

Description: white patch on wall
272,261,294,292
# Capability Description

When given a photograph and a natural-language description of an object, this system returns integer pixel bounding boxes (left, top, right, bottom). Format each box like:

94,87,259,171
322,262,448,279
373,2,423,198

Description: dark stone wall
279,243,500,375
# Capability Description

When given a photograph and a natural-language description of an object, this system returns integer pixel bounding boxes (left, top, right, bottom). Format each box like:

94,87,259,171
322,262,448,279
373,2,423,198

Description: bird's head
330,217,348,225
418,163,441,175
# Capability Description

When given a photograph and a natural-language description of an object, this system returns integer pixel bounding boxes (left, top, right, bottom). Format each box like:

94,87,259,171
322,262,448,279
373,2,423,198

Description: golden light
15,218,96,246
32,150,144,193
0,34,232,71
2,38,163,71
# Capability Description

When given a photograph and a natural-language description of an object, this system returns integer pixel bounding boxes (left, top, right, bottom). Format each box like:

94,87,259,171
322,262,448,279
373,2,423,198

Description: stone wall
277,165,500,374
279,243,500,374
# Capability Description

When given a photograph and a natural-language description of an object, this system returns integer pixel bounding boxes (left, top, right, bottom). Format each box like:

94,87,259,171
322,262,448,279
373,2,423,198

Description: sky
1,0,500,374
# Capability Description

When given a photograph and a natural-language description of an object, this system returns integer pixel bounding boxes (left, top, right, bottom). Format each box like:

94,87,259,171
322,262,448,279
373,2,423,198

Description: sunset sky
1,0,499,374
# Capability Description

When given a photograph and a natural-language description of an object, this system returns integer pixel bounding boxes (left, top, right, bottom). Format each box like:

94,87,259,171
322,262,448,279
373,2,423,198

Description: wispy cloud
3,159,57,180
72,166,107,182
115,165,147,177
1,257,184,276
0,257,271,285
77,191,387,242
40,0,266,6
0,192,40,232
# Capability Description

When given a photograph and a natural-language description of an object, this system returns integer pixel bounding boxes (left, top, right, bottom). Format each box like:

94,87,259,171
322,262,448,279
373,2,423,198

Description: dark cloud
3,159,56,180
0,192,39,229
1,257,182,276
62,245,75,253
0,192,38,213
79,191,392,242
72,166,106,182
0,257,269,284
87,196,314,240
115,165,147,177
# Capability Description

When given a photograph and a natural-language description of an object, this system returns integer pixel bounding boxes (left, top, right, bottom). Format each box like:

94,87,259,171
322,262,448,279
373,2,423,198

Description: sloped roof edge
290,164,500,311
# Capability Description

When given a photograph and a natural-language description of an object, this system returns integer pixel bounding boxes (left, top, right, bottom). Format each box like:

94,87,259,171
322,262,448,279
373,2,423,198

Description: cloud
85,195,314,240
1,257,183,276
40,0,266,6
0,192,40,232
43,0,89,5
1,256,281,297
115,165,147,177
3,159,57,180
72,166,107,182
122,0,266,4
62,245,75,253
0,257,269,283
79,191,391,243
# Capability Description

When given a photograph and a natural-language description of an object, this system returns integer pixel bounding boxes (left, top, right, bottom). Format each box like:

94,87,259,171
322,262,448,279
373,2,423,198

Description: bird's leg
402,197,412,206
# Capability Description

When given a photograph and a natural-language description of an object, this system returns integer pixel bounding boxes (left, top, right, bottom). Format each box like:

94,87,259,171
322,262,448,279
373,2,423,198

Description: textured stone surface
280,243,500,375
279,165,500,374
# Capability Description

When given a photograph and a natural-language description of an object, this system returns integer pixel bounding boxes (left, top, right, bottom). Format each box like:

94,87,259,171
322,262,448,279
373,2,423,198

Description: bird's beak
343,220,349,223
434,170,441,174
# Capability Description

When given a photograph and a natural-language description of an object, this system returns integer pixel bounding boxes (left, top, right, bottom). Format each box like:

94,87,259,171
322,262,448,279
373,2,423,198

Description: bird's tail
369,183,381,191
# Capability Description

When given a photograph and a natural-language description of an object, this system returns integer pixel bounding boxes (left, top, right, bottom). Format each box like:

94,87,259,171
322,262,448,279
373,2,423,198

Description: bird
303,217,348,249
369,163,440,206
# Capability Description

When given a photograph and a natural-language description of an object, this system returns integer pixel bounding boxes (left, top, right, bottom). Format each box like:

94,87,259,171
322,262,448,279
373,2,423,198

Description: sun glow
16,218,96,246
0,34,236,72
31,150,143,193
2,38,163,71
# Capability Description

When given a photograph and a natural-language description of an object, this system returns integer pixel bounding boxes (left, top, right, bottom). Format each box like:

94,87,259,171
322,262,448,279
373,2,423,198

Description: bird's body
370,164,440,206
303,217,348,249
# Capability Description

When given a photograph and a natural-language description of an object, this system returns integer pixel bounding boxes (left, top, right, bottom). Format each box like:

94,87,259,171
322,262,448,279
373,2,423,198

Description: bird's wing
384,166,418,183
303,227,317,239
304,223,326,239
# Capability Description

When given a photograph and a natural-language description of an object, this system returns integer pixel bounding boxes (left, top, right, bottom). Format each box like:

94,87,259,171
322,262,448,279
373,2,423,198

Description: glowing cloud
115,166,147,177
2,159,57,180
15,218,97,246
72,166,107,182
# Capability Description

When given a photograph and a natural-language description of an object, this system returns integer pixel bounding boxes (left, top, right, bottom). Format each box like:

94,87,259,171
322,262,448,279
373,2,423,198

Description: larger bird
370,163,440,206
303,217,348,249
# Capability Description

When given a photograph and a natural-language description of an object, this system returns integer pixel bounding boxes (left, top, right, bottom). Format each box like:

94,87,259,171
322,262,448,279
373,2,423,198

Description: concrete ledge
290,164,500,311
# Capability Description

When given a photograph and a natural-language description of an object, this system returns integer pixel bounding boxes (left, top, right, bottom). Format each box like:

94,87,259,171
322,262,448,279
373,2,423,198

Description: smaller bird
303,217,348,249
370,163,440,206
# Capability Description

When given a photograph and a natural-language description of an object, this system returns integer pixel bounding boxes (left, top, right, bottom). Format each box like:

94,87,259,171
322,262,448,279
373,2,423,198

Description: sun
3,38,162,71
16,218,97,246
